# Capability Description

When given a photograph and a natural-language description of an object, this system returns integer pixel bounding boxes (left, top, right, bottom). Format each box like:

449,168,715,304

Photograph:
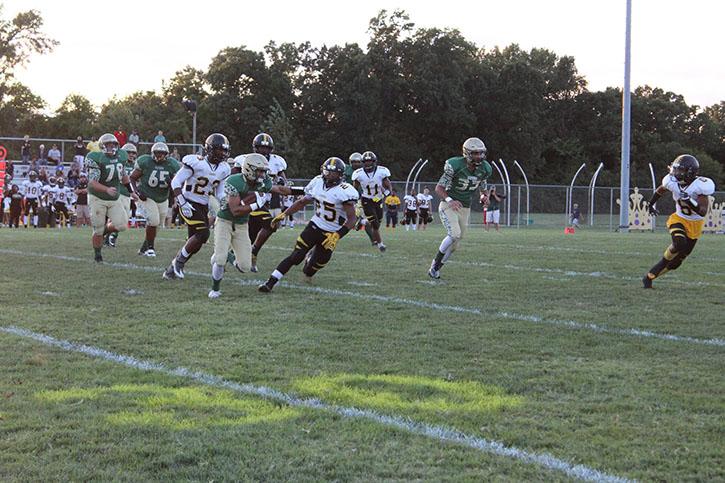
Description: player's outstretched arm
272,196,312,229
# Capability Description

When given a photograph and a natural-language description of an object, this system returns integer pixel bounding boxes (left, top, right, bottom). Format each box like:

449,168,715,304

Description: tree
47,94,96,139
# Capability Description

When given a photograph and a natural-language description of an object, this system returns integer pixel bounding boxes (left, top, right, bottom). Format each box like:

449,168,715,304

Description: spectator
5,160,13,179
128,129,140,146
67,167,80,188
38,167,48,184
570,203,581,228
73,136,86,169
114,126,128,147
54,166,65,178
484,186,505,232
153,130,166,143
21,135,31,163
171,147,180,160
8,184,23,228
74,173,90,227
48,144,61,166
2,178,11,226
385,191,400,228
37,144,47,167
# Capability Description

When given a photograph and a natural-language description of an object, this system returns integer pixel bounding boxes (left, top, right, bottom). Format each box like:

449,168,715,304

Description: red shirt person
114,127,128,147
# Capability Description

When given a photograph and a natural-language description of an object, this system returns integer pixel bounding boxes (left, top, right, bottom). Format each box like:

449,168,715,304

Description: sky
5,0,724,111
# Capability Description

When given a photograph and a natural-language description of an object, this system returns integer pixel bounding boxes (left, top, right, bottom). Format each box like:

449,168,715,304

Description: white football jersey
416,193,433,209
43,184,57,203
175,154,231,205
304,176,359,232
352,166,391,199
662,175,715,221
22,180,44,200
403,194,418,210
46,186,74,206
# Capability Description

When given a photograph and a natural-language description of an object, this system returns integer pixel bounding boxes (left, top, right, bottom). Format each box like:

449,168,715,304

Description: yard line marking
2,248,722,348
0,325,632,483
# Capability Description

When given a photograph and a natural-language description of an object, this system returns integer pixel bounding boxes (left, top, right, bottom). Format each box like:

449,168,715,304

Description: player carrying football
258,157,358,292
428,137,492,279
643,154,715,288
351,151,393,252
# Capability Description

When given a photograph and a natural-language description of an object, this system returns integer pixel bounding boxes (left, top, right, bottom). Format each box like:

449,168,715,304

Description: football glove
271,212,286,229
321,231,341,251
648,203,658,216
372,195,382,203
177,195,194,219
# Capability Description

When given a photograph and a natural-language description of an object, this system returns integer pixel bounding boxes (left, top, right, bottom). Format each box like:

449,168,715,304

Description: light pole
182,99,198,153
619,0,632,232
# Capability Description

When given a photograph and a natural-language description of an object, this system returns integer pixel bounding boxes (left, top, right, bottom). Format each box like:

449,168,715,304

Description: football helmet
462,137,487,166
99,133,119,157
57,177,65,187
361,151,377,171
252,133,274,159
670,154,699,186
204,133,230,164
151,142,169,163
322,157,346,187
121,143,137,162
242,153,269,183
29,171,38,181
48,176,57,186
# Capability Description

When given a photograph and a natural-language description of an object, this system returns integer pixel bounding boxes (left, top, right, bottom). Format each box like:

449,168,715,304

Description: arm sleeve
171,165,193,190
85,156,101,182
438,161,455,190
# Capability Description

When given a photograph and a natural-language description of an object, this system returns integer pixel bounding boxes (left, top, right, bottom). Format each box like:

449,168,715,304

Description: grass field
1,224,723,481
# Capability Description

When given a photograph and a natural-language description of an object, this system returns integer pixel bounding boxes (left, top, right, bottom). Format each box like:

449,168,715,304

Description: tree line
1,7,723,186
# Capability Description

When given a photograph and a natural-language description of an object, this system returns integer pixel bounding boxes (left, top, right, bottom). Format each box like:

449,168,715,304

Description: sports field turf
1,225,723,481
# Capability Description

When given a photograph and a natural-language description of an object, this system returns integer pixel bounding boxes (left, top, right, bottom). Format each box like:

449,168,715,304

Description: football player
106,143,139,246
258,157,358,292
50,177,73,228
643,154,715,288
416,187,434,230
403,188,419,231
230,133,287,272
129,142,180,257
163,133,231,280
42,176,58,228
428,137,492,279
85,133,133,262
21,171,43,228
351,151,393,252
208,154,299,298
346,152,374,242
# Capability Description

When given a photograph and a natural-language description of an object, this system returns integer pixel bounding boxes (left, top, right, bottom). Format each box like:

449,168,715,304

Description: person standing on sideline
485,186,505,232
428,137,492,279
385,191,400,228
114,127,128,148
416,187,434,231
403,189,418,231
128,129,140,146
154,130,166,143
21,135,32,163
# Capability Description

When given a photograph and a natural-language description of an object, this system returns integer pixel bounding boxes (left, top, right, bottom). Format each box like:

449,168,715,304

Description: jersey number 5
315,200,336,222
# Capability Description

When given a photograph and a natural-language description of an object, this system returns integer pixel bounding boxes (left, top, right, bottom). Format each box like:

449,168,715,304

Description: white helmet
151,142,169,162
99,133,119,157
121,143,137,153
462,137,487,166
242,153,269,183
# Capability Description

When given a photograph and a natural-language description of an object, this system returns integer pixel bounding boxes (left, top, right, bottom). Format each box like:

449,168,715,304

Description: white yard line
0,325,631,483
2,248,722,348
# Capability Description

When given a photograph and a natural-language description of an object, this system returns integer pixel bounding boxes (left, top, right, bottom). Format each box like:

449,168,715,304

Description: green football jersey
85,150,129,201
438,156,492,208
134,155,181,203
218,174,273,224
118,162,135,197
344,165,354,184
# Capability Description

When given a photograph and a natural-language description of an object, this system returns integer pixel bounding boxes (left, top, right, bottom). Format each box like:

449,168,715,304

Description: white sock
212,263,224,281
441,244,455,263
181,247,190,258
272,269,284,281
33,215,38,226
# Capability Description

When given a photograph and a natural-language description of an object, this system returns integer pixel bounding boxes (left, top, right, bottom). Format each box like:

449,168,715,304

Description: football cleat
94,254,103,263
642,275,653,289
233,261,245,273
378,243,386,253
208,290,221,299
138,240,149,255
172,258,185,279
428,260,440,279
162,265,177,280
258,282,273,293
144,249,156,257
108,232,118,247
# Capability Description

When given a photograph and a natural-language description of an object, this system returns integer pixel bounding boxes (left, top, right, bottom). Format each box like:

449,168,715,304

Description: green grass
1,224,723,481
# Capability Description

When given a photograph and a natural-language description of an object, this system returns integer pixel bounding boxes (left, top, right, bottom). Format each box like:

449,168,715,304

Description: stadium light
182,99,198,153
619,0,632,232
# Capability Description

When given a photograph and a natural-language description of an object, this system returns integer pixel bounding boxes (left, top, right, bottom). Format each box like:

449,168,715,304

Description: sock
433,250,445,270
441,244,455,263
251,244,260,256
212,263,224,281
33,215,38,226
177,247,191,264
438,236,455,254
94,247,102,258
272,269,283,281
647,258,670,279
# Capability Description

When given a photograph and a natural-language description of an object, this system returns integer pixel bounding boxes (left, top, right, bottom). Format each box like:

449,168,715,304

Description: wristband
445,196,453,203
175,194,187,206
290,186,305,195
249,202,259,211
337,226,350,238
